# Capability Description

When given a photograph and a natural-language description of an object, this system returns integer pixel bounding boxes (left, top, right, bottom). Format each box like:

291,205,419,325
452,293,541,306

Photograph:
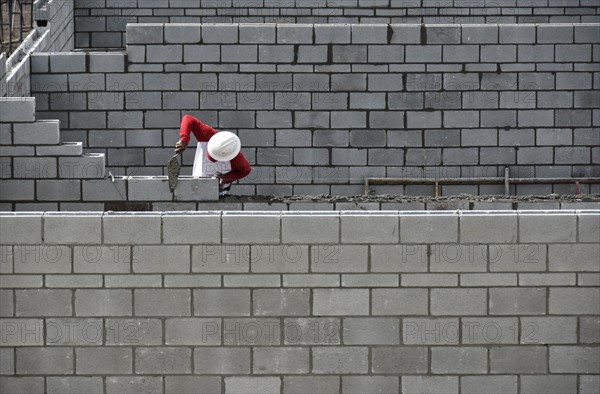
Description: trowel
167,153,181,192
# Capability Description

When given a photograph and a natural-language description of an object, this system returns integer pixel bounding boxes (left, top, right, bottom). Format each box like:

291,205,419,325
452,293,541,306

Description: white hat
207,131,241,161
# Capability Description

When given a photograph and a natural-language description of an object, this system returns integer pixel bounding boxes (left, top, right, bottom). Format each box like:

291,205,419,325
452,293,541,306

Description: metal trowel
167,153,181,192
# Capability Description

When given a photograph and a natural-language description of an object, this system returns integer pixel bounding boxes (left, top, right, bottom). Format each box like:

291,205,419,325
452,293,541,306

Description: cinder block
253,347,309,374
391,24,421,44
371,347,428,374
105,318,162,346
312,347,368,374
46,377,103,394
490,346,547,373
44,213,101,244
431,347,487,374
371,245,427,272
103,213,161,244
15,289,72,317
254,289,310,316
549,288,600,315
579,213,600,243
489,244,547,272
192,289,249,317
402,377,458,394
519,213,577,242
164,24,201,44
461,317,518,344
0,274,42,288
106,377,164,394
315,24,351,43
222,212,279,244
13,244,71,274
13,120,60,145
0,215,42,244
372,289,428,315
399,213,457,243
313,289,369,316
282,213,339,244
165,318,221,345
499,24,536,43
521,317,577,344
462,25,498,44
0,377,44,394
135,347,191,374
343,318,400,345
431,289,487,315
282,318,340,345
202,24,238,43
461,376,517,394
240,24,276,43
405,45,442,62
549,346,599,373
311,245,367,273
548,244,600,271
342,377,399,394
427,25,461,44
0,318,43,345
225,377,281,394
16,348,73,374
460,212,518,243
73,245,131,274
352,24,388,43
194,348,250,374
490,286,547,315
134,289,191,316
49,53,86,73
278,24,313,43
88,53,125,73
162,212,220,244
74,285,132,315
132,245,189,273
126,23,164,44
0,97,35,122
76,348,132,374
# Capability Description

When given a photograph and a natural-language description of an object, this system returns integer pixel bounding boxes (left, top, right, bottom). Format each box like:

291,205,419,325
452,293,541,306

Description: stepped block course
0,210,598,393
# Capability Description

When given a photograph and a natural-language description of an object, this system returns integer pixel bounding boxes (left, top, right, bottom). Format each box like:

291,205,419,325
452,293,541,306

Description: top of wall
74,0,600,48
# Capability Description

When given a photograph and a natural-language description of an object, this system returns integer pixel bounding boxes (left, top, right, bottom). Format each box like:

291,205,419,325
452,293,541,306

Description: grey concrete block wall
28,23,600,197
0,210,598,393
73,1,600,49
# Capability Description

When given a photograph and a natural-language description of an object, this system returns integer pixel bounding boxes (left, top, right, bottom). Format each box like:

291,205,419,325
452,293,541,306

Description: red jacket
179,115,251,183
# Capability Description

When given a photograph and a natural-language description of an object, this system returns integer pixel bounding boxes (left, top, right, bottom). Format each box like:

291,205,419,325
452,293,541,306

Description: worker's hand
214,173,227,190
175,139,187,154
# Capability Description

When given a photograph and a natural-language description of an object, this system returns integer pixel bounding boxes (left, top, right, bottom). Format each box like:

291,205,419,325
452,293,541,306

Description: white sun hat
207,131,241,161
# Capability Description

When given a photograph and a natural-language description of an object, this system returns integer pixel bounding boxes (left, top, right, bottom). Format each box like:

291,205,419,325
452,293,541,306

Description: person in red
175,115,251,196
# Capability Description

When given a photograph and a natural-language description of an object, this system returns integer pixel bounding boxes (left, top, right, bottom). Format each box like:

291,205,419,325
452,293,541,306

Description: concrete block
283,274,339,288
520,376,577,394
202,24,238,43
126,23,164,44
0,318,43,345
427,25,461,44
13,120,60,145
579,213,600,243
343,318,400,345
0,97,35,123
519,213,577,242
521,317,577,344
549,288,600,314
549,346,599,373
165,318,221,345
399,212,457,243
194,347,250,374
131,245,189,273
431,289,487,315
75,290,131,316
88,53,125,73
489,287,547,315
278,24,313,43
352,24,388,43
462,25,498,44
390,24,421,44
165,377,221,394
12,244,71,274
103,213,161,244
49,53,86,73
431,347,487,374
253,289,309,316
372,289,428,315
0,289,13,316
460,317,518,345
222,212,279,244
73,245,130,274
192,289,250,316
401,317,459,345
312,347,368,374
499,24,536,43
341,212,398,243
488,244,547,272
490,346,547,373
15,290,71,317
315,24,351,43
105,318,162,346
313,289,369,316
164,24,201,44
461,376,517,394
371,347,428,374
402,376,458,394
225,377,281,394
0,215,41,244
282,213,339,243
333,44,368,63
548,244,600,271
162,212,220,244
342,377,399,394
371,245,427,272
240,24,275,44
44,214,101,245
135,289,191,316
135,347,191,374
460,212,517,243
106,377,163,394
46,377,102,394
0,377,44,394
76,348,132,374
405,45,442,62
253,347,309,374
259,45,295,63
16,348,73,374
